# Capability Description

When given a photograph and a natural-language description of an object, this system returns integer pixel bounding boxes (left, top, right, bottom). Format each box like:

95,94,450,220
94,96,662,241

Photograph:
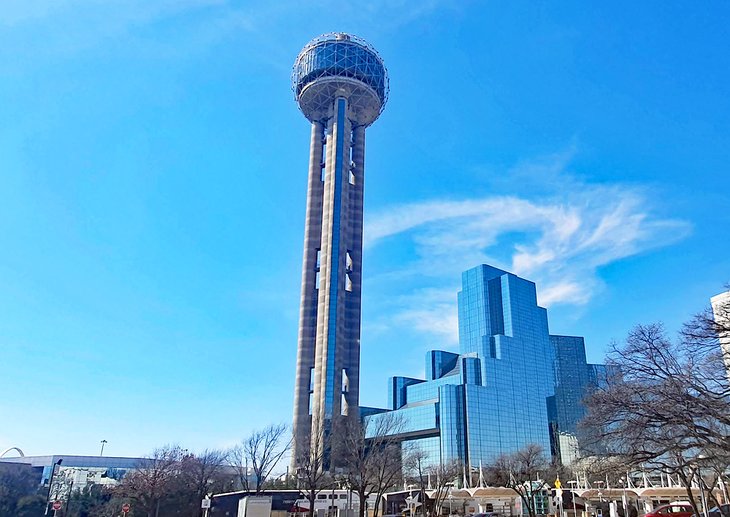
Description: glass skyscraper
366,264,605,468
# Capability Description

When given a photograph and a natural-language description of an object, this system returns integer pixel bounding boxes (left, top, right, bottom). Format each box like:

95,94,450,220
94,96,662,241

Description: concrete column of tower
312,97,353,463
342,124,366,419
292,120,325,464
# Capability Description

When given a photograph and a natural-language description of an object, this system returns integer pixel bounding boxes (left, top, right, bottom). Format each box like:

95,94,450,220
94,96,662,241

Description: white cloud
389,288,460,346
364,157,691,345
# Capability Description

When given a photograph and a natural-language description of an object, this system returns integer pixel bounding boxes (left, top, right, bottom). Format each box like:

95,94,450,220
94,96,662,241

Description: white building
711,290,730,374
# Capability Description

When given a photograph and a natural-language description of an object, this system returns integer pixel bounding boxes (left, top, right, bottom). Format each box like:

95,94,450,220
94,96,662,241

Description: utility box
238,496,273,517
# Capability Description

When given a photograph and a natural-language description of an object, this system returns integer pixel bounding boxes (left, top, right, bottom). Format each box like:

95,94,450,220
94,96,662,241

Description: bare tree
229,424,292,494
335,414,406,517
228,444,251,492
427,460,462,517
582,303,730,517
180,449,232,517
485,444,550,517
403,448,429,517
684,287,730,361
570,454,635,489
296,429,332,517
116,445,184,517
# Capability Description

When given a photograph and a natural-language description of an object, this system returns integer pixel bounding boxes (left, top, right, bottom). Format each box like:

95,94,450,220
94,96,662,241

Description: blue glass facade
546,335,610,462
548,336,591,435
365,264,604,468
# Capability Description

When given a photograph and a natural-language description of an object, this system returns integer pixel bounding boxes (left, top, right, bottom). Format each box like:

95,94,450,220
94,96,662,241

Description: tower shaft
293,97,366,467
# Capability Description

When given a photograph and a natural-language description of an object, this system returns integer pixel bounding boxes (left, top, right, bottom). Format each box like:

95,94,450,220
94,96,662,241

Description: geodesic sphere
292,33,388,125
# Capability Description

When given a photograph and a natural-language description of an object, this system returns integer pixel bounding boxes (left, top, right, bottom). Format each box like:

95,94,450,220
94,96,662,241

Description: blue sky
1,1,728,461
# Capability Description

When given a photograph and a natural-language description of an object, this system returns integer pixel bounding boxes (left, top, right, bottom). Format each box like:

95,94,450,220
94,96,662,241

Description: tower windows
340,369,349,415
349,160,356,185
341,368,349,393
345,251,353,292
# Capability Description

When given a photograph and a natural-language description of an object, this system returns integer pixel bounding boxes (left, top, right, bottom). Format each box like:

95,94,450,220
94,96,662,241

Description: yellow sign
555,478,562,489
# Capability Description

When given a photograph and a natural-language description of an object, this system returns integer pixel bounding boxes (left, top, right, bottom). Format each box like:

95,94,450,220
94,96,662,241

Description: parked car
645,503,695,517
706,505,730,517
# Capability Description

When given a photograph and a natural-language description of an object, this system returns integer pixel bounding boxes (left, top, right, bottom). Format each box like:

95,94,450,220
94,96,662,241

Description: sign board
554,489,563,507
52,501,62,511
122,503,131,513
555,478,562,489
202,499,211,509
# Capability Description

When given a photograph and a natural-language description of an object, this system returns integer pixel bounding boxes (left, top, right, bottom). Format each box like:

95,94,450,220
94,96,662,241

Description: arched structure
0,447,25,457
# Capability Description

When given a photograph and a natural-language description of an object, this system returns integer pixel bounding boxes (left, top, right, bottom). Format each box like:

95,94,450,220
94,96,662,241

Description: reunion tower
291,33,388,468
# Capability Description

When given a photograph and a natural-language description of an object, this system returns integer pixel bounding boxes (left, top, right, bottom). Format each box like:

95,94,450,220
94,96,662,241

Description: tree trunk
678,471,702,517
373,493,383,517
309,491,317,517
358,489,367,517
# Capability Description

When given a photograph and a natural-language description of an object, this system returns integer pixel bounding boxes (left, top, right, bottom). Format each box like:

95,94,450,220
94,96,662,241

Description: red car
645,504,695,517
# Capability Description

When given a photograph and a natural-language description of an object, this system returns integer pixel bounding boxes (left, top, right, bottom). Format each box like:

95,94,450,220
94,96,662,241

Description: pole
67,480,74,517
100,440,107,456
698,468,709,517
572,490,577,517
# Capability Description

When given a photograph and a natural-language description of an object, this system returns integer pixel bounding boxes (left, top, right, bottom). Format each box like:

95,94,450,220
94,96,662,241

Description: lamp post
696,456,710,517
100,440,108,456
619,478,628,517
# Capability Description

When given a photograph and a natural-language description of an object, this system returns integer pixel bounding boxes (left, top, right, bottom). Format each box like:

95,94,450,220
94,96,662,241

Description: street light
619,478,628,517
568,481,578,517
100,440,108,456
446,483,454,516
696,456,710,517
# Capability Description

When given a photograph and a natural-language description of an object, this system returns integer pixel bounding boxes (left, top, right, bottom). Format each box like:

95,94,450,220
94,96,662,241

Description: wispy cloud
364,152,691,344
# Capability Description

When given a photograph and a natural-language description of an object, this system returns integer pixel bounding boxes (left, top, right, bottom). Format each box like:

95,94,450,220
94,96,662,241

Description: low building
0,454,151,496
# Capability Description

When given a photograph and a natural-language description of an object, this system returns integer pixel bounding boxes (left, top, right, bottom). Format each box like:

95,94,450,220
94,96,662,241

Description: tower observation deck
291,33,388,469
